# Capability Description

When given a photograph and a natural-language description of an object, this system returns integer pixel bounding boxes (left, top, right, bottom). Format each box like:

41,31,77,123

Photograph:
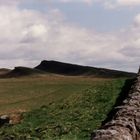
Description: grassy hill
0,75,133,139
0,68,10,76
1,67,45,78
35,60,136,78
1,60,136,78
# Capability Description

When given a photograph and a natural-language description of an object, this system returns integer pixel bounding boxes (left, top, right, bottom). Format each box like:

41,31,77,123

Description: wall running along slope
91,69,140,140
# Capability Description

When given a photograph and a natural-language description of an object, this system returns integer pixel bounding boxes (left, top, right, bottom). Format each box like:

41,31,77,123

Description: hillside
35,60,136,78
0,68,10,75
0,60,136,78
1,67,45,78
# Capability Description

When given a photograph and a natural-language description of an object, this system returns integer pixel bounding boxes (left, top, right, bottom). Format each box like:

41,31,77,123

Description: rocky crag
91,69,140,140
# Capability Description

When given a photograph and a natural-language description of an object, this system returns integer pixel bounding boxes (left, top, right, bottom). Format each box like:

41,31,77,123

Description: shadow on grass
102,77,136,125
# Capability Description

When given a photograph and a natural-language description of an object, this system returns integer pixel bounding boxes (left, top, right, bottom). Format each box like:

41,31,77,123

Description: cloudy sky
0,0,140,72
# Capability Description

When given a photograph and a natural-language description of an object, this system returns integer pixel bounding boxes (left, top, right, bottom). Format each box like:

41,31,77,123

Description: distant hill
1,67,45,78
35,60,136,78
0,68,10,76
0,60,136,78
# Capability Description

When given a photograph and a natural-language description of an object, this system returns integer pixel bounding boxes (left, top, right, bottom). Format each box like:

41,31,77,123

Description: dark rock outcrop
91,69,140,140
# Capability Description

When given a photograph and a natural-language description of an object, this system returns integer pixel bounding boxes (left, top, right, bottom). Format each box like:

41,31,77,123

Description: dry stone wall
91,70,140,140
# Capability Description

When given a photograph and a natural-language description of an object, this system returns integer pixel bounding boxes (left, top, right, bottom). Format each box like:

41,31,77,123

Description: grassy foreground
0,75,127,139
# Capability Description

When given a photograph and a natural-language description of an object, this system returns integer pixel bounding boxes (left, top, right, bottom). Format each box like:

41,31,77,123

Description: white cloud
57,0,140,8
102,0,140,9
0,3,140,72
117,0,140,6
60,0,91,3
134,14,140,26
2,0,140,9
0,0,22,6
2,0,138,9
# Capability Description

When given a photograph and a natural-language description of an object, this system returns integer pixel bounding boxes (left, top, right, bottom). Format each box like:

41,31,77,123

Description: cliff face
91,70,140,140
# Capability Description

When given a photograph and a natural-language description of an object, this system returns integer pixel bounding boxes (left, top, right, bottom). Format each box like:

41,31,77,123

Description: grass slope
0,75,128,140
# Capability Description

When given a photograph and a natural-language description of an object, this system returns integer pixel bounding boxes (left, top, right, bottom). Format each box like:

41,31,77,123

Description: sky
0,0,140,72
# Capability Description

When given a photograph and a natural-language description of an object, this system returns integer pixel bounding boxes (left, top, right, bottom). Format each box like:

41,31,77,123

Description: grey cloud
0,5,139,72
120,46,140,57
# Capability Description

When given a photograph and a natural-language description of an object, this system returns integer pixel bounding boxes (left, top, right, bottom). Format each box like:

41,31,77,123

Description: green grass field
0,75,129,139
